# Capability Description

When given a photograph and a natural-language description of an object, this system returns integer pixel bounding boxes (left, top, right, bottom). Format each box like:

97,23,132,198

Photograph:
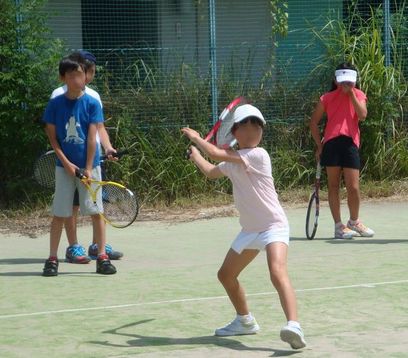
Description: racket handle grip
75,168,87,180
101,149,129,161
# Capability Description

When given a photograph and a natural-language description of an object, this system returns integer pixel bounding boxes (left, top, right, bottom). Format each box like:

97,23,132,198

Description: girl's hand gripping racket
33,149,129,189
305,162,322,240
186,96,248,158
75,169,138,228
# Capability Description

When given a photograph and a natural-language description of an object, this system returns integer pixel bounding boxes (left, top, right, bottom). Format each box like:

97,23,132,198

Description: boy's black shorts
320,135,360,169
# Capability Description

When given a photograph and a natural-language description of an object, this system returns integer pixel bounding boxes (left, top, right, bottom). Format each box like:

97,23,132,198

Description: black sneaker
42,259,59,277
96,256,117,275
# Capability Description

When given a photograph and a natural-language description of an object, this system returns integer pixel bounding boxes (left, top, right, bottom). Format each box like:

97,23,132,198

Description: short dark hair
231,116,265,134
58,55,85,76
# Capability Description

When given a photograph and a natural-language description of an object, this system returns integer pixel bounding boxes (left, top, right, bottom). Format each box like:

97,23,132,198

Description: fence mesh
44,0,407,133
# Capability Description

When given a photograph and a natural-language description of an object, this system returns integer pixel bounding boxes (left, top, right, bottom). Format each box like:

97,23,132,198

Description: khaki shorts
52,166,102,217
231,226,290,254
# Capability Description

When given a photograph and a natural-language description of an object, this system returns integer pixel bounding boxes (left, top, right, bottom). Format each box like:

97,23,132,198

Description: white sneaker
347,220,375,237
214,315,260,336
334,224,357,239
280,324,306,349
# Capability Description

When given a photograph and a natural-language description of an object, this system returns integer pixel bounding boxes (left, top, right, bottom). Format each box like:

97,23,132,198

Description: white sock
349,218,359,225
335,222,343,229
287,320,300,329
238,313,253,321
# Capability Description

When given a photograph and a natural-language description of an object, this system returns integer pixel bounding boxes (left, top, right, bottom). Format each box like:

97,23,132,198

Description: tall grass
4,3,407,210
93,4,408,207
102,111,232,206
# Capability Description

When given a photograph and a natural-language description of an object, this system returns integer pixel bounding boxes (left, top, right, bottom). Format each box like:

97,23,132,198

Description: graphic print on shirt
64,116,84,144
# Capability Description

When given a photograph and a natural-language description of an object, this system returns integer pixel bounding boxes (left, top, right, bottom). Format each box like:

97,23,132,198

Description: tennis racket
75,169,138,228
186,96,248,158
33,149,128,189
305,162,322,240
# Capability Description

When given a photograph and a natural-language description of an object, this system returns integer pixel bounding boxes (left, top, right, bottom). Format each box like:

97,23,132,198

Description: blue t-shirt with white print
43,93,104,168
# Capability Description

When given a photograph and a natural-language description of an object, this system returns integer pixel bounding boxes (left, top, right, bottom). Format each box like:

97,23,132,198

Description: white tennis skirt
231,226,290,254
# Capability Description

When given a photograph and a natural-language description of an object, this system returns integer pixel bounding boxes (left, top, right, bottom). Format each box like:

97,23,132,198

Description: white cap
233,104,266,124
335,69,357,83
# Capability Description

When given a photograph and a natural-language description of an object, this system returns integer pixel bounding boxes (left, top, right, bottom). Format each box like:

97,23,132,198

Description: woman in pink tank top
310,62,374,240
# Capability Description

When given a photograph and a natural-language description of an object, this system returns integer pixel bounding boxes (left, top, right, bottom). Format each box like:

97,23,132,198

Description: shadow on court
290,237,332,241
327,239,408,244
89,320,301,357
290,237,408,244
0,258,45,265
0,258,112,277
0,271,96,277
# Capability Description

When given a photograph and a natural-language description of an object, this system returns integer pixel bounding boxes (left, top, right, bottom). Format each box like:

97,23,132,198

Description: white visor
233,104,266,125
335,69,357,83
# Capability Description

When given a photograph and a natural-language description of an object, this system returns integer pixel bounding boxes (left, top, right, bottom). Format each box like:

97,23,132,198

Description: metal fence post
383,0,391,67
208,0,218,124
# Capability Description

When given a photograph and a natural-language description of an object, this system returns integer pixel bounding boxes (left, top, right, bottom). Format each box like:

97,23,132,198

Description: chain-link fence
43,0,407,129
2,0,407,206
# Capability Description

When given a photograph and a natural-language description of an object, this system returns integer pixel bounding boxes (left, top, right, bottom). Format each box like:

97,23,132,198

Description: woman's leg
326,166,342,223
343,167,360,221
265,242,297,321
217,248,259,315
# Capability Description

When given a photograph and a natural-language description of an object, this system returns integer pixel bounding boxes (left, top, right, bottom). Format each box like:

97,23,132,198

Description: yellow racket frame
78,175,137,228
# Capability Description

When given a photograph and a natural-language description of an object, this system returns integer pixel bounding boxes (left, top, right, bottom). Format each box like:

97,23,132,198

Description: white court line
1,279,407,320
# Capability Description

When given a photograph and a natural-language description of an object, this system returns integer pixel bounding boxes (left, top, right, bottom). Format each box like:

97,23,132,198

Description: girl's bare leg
265,242,297,321
217,248,259,315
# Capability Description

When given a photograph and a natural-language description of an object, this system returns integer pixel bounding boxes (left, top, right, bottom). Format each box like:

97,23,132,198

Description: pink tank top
320,87,367,147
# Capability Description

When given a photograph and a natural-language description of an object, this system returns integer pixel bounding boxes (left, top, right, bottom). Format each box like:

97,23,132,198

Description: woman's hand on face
340,82,355,94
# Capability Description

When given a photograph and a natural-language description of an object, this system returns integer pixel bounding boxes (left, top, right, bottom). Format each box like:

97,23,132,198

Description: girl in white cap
182,104,306,350
310,62,374,239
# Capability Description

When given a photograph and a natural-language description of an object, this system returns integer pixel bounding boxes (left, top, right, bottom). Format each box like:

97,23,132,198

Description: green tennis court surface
1,200,407,357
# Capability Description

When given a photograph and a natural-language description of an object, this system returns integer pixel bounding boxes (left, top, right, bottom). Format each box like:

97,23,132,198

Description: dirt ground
1,192,407,239
0,203,239,238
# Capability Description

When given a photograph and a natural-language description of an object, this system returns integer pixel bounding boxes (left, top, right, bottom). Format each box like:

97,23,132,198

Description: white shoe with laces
280,324,306,349
347,220,375,237
334,224,357,239
214,315,260,336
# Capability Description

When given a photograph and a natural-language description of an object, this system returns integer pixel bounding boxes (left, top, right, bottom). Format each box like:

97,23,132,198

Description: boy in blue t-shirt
51,51,124,264
42,55,116,276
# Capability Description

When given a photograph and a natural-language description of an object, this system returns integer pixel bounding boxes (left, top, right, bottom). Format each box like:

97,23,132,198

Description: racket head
33,150,57,189
305,190,319,240
34,149,129,189
100,183,139,228
214,97,248,149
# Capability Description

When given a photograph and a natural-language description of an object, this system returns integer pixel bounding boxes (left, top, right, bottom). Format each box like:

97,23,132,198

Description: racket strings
33,152,57,189
216,113,235,147
215,98,247,148
306,193,319,239
308,198,318,226
101,184,139,227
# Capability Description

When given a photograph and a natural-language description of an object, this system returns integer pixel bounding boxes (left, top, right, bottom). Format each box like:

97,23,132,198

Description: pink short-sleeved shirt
217,147,288,233
321,87,367,147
